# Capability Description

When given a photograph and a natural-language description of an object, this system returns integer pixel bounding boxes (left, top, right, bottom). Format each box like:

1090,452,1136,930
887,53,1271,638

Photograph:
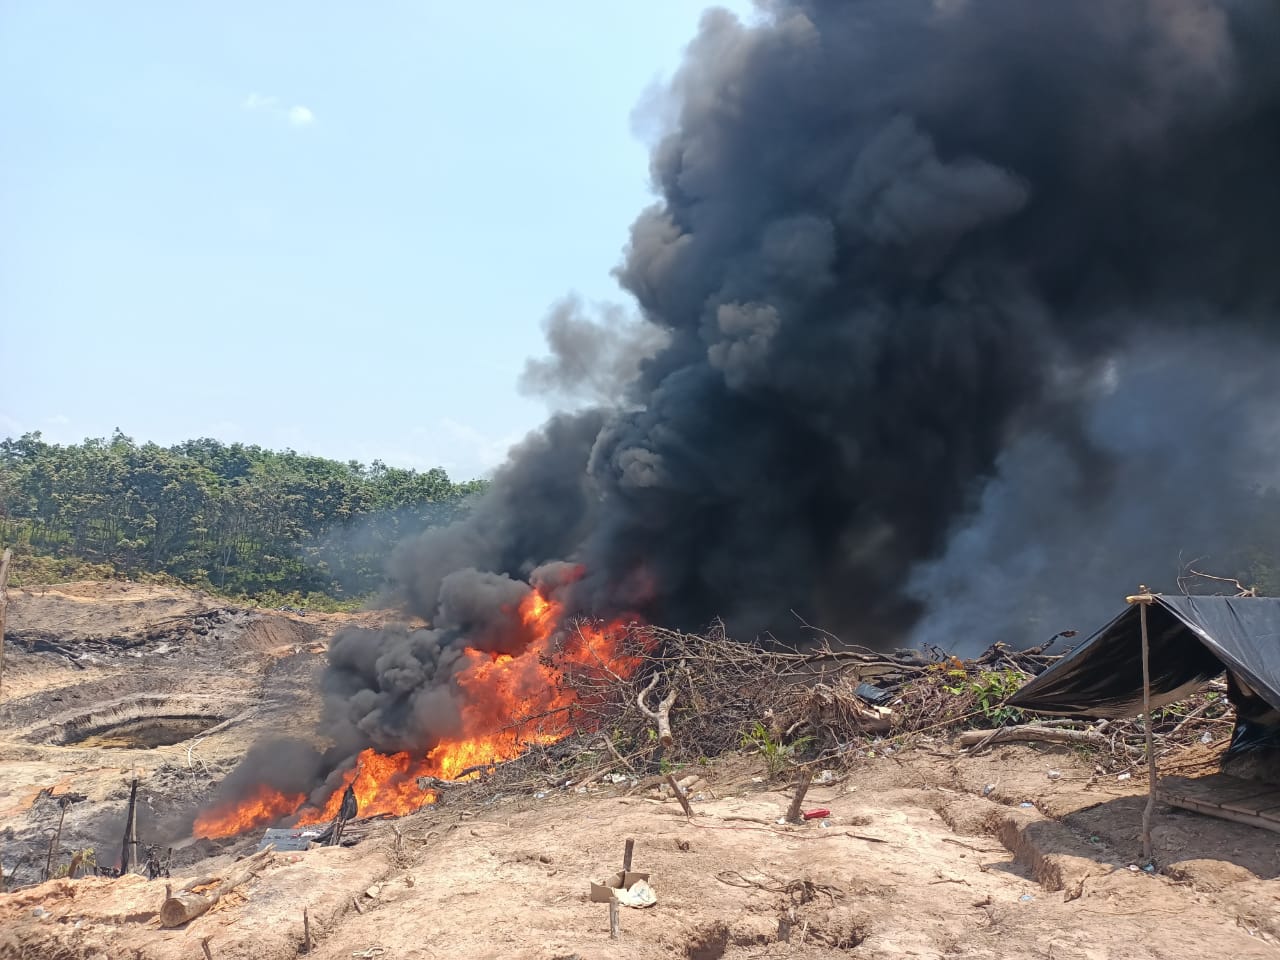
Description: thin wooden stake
609,899,620,940
664,774,693,817
622,838,635,872
303,907,312,953
786,768,814,824
200,935,213,960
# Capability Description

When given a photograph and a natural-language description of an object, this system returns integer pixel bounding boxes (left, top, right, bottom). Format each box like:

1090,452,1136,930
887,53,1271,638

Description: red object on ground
802,808,830,820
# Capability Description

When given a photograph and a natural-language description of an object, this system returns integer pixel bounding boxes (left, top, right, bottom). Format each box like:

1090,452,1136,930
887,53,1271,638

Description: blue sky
0,2,751,479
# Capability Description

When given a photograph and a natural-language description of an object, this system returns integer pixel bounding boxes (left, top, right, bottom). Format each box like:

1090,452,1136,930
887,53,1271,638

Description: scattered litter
1142,863,1156,873
1117,772,1131,782
802,808,831,820
1046,769,1062,781
589,870,657,908
1019,802,1034,809
854,682,893,705
534,791,549,800
981,783,996,797
1019,894,1034,902
1127,864,1140,872
31,907,48,918
1200,731,1213,744
814,769,837,784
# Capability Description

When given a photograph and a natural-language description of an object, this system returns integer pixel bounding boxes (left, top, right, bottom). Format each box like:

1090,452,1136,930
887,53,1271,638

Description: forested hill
0,432,487,606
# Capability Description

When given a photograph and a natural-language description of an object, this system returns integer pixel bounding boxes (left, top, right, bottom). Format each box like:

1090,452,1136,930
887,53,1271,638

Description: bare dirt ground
2,583,1278,959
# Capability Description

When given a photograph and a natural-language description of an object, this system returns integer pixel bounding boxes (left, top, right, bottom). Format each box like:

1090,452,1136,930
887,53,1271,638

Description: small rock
981,783,996,797
365,885,381,898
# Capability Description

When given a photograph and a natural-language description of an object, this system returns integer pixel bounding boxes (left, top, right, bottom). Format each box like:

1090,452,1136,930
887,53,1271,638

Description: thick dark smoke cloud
473,1,1280,638
322,0,1280,761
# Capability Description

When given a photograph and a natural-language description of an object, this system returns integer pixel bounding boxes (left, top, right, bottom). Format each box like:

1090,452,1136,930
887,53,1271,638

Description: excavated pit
68,714,225,749
26,694,246,749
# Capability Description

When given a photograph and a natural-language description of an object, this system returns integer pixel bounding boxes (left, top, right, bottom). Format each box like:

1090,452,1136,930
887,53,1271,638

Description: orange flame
192,782,307,839
194,571,643,838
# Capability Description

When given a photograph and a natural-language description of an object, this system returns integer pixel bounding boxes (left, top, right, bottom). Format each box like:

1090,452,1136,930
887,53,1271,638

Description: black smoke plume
387,0,1280,646
243,0,1280,801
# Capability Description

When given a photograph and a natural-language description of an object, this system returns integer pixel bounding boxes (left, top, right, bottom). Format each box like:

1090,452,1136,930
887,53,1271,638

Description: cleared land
1,583,1277,959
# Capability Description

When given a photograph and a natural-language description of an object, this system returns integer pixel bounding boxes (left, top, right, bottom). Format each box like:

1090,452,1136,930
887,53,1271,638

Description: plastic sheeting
1006,596,1280,719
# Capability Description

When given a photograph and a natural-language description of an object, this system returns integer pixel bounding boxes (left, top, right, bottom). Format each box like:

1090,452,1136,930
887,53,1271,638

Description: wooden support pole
1127,587,1158,864
622,838,635,872
44,800,68,881
120,778,139,874
0,547,11,699
303,908,312,953
609,900,620,940
786,768,814,824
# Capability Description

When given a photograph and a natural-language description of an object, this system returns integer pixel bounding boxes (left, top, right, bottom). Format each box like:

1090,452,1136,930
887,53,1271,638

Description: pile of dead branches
420,622,1236,806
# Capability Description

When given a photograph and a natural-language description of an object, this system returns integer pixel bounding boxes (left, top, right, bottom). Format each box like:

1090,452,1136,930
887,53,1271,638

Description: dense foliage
0,432,487,605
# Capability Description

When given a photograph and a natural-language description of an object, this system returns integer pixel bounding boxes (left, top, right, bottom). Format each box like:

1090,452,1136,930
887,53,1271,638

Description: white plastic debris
1117,772,1131,782
981,783,996,797
614,878,657,908
1046,769,1062,781
1200,731,1213,744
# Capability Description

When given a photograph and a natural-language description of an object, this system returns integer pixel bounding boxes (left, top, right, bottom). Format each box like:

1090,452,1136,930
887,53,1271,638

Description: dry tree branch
637,660,684,746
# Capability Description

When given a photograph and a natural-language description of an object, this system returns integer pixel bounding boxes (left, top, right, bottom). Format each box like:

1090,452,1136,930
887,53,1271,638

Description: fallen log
159,846,274,928
956,726,1116,750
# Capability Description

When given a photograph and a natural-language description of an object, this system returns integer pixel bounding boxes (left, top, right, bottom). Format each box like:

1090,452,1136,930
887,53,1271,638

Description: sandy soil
1,584,1278,959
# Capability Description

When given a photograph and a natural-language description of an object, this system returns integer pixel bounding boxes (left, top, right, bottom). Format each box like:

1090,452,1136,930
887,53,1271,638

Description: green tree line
0,431,487,606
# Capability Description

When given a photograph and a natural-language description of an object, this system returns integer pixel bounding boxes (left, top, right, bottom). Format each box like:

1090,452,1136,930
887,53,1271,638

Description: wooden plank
1162,774,1278,806
1167,795,1280,835
1221,789,1280,816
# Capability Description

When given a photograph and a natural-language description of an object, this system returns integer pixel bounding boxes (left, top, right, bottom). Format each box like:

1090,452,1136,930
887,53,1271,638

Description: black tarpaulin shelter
1007,595,1280,754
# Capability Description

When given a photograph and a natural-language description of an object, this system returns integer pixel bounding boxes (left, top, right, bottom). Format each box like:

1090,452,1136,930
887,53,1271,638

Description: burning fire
193,782,306,839
194,576,641,838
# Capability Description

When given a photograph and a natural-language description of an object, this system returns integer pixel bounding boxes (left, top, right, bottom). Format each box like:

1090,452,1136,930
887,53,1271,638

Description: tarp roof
1006,596,1280,719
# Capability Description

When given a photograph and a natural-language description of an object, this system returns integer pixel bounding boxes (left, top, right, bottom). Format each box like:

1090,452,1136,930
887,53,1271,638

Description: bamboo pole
1126,587,1158,863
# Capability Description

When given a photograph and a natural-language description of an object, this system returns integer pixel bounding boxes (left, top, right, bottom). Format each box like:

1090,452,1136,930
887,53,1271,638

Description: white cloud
242,92,279,112
242,93,315,128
